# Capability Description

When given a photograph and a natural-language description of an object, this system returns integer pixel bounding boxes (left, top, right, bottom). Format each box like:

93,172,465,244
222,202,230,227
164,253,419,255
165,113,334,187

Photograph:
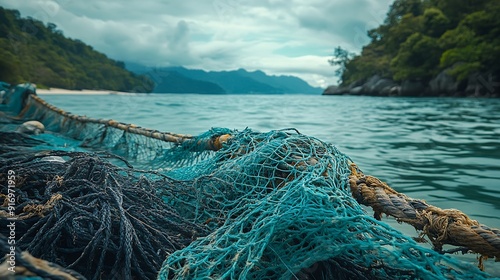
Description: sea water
40,93,500,228
39,93,500,274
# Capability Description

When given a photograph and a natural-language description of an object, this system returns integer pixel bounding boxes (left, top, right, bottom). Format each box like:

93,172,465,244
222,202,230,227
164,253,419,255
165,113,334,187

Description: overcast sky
1,0,393,87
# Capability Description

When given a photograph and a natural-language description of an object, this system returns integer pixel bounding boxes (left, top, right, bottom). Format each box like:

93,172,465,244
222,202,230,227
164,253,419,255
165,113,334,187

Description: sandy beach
36,87,127,95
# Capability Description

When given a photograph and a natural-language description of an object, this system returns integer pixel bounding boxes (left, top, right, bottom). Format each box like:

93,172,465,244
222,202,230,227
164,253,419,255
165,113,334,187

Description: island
324,0,499,97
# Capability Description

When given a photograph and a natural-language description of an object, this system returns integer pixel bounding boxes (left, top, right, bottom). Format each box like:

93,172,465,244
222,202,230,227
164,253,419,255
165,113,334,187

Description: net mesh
0,83,497,279
156,129,487,279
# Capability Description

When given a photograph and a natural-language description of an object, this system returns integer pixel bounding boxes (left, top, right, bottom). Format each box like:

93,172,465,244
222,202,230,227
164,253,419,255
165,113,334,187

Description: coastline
322,71,499,98
36,87,126,95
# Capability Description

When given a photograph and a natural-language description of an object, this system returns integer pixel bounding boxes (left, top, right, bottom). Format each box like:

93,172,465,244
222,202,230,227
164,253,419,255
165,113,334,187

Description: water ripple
41,94,500,227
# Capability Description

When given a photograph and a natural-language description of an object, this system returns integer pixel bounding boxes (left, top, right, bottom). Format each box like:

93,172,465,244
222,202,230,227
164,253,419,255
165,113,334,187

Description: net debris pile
0,83,499,279
156,129,492,279
0,133,207,279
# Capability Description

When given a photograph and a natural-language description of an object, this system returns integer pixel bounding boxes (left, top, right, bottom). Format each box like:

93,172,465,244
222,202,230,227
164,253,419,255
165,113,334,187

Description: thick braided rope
349,163,500,261
24,94,231,151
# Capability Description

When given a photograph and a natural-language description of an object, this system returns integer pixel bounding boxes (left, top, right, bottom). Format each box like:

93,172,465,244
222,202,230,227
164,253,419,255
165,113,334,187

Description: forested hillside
0,8,153,92
327,0,500,97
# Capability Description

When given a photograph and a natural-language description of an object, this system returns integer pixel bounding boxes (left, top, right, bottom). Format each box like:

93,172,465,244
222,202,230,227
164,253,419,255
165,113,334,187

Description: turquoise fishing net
157,129,487,279
0,84,494,279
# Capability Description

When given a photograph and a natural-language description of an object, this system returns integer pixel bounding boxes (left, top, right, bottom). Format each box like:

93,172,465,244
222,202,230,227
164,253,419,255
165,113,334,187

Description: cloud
0,0,393,87
291,0,391,48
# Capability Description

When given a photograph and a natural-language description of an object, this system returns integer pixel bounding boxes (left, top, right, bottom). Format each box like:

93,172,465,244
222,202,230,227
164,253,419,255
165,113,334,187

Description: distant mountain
166,67,282,94
124,61,151,75
235,69,323,94
126,64,322,94
152,71,225,94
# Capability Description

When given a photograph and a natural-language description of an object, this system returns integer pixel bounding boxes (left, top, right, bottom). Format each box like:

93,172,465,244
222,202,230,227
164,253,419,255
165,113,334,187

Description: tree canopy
0,7,153,92
332,0,500,86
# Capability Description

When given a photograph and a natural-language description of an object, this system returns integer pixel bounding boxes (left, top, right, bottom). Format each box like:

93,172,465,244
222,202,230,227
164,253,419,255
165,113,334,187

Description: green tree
328,46,355,78
391,33,441,81
430,0,489,25
385,0,424,25
330,0,499,88
422,7,450,37
0,7,153,92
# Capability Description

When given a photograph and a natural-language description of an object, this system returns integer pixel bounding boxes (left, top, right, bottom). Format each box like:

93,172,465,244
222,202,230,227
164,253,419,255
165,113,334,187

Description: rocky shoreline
323,70,499,97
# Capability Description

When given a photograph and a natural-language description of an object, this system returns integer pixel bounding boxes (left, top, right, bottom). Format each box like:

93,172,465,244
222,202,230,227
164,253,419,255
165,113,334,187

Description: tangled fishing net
0,83,499,279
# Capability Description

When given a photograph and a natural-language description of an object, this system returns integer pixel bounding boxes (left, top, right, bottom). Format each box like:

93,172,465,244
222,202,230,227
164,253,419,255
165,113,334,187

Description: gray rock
378,85,395,96
389,86,401,96
352,75,396,95
322,85,338,95
400,80,426,96
465,72,499,97
429,69,458,95
323,70,499,97
349,86,364,95
361,75,381,94
372,78,396,95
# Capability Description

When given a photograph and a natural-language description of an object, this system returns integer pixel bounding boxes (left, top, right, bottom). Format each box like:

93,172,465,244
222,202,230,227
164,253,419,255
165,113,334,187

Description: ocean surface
40,93,500,272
